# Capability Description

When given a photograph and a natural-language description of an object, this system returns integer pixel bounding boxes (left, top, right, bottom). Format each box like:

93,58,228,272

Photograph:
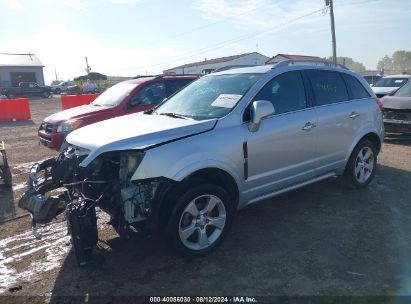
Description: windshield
394,81,411,97
374,77,408,87
154,73,262,120
92,83,137,107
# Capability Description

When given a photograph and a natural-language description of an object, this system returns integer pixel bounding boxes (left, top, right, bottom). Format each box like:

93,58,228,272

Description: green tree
377,51,411,72
377,55,393,71
327,56,366,73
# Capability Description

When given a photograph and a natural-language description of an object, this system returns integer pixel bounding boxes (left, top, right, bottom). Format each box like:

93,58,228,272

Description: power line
110,6,325,72
108,0,382,74
142,0,289,48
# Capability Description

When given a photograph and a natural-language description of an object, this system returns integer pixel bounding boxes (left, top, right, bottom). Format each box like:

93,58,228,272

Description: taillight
376,98,384,114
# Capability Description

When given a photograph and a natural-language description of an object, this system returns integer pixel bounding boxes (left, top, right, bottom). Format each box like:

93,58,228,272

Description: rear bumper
384,119,411,134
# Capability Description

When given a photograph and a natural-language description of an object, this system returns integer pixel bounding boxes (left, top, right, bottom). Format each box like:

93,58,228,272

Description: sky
0,0,410,84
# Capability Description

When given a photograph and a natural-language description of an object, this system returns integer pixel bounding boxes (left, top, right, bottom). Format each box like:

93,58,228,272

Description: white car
371,74,411,98
51,81,73,94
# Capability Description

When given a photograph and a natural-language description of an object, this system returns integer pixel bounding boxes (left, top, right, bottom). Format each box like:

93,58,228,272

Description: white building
266,54,323,65
163,52,269,75
0,53,45,87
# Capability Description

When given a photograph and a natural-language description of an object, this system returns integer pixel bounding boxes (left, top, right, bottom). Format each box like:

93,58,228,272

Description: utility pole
54,68,58,81
325,0,337,66
84,56,91,74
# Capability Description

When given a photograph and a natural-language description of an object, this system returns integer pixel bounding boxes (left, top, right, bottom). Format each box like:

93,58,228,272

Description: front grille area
39,122,54,134
384,109,411,122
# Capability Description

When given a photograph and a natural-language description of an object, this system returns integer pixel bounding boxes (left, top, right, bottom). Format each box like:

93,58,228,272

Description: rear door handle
349,112,360,119
302,122,316,131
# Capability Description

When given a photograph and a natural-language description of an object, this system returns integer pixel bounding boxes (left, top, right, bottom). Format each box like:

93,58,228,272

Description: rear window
165,79,194,97
342,74,371,100
394,81,411,97
306,70,349,106
374,77,409,87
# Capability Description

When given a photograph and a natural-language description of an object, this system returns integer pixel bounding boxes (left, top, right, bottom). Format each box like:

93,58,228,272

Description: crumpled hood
382,96,411,110
66,113,217,166
44,104,109,124
372,86,399,95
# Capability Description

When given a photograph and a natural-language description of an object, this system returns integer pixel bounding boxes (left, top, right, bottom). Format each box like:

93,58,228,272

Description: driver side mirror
248,100,275,132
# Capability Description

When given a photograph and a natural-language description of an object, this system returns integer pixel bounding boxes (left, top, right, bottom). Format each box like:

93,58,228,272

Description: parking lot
1,97,411,301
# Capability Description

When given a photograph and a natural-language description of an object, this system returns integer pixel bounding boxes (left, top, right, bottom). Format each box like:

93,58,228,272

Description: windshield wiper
158,112,191,120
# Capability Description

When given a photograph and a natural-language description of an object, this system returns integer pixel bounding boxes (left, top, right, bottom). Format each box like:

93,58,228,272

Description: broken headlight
119,151,145,185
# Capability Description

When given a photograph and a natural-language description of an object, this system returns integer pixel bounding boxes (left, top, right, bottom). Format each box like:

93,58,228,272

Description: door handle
349,112,360,119
302,122,316,131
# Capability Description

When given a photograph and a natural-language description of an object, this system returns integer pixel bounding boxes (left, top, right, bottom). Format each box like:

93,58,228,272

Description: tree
377,55,393,71
326,56,366,73
377,51,411,72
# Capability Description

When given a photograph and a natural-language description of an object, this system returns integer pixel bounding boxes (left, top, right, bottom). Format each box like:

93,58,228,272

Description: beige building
163,52,269,75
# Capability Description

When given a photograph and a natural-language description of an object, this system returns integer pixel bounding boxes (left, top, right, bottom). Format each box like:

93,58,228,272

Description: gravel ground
0,98,411,302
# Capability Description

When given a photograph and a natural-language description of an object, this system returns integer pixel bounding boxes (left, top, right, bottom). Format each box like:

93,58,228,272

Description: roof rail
274,59,349,70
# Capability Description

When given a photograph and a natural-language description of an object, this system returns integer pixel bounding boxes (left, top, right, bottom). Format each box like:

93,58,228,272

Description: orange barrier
0,98,31,122
61,93,99,110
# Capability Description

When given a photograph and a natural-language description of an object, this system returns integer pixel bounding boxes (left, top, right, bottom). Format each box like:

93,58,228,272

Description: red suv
38,75,198,150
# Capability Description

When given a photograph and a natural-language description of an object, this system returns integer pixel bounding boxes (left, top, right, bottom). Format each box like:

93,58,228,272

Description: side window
165,80,192,97
253,71,307,115
128,82,165,108
307,70,348,106
342,74,371,100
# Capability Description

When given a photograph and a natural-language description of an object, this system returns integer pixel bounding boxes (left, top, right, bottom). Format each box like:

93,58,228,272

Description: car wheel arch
343,131,382,174
157,167,240,231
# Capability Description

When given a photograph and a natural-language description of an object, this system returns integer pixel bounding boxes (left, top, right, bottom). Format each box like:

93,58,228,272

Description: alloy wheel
354,146,375,183
178,194,226,250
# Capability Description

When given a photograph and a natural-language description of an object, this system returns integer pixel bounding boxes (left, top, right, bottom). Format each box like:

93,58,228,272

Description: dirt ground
1,98,411,302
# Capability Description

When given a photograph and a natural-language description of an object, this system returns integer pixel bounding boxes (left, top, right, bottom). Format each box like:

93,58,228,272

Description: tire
344,140,377,188
3,167,12,187
166,182,234,256
42,91,50,98
55,88,61,94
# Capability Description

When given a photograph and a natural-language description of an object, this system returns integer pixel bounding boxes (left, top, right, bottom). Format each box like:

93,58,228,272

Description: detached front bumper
18,158,67,224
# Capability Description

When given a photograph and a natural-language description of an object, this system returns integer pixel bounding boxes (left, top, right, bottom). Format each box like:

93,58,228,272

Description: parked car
371,74,411,98
20,61,384,266
63,84,81,95
382,81,411,134
0,82,52,99
51,81,73,94
38,75,198,150
363,75,382,86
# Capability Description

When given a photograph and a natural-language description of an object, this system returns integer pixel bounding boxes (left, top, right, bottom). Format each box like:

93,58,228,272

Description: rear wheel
344,140,377,188
166,182,234,256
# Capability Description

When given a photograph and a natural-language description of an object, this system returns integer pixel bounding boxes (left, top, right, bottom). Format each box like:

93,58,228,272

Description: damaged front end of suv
19,144,173,266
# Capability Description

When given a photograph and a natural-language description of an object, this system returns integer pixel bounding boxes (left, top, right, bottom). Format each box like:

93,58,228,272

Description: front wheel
42,91,50,98
167,182,234,256
344,140,377,188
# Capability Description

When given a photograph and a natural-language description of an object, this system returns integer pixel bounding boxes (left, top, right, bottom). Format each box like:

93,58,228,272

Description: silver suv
20,60,384,266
